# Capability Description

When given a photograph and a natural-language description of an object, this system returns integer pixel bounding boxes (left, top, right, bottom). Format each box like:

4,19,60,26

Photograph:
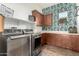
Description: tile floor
39,45,79,56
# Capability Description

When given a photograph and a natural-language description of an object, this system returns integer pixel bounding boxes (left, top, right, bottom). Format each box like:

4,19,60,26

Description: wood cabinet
44,14,52,26
32,10,44,26
75,38,79,51
0,15,4,32
32,10,52,26
41,33,47,45
41,33,79,52
71,35,79,52
47,34,56,46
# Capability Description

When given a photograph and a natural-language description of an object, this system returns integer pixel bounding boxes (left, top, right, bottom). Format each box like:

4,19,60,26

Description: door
36,13,43,26
44,14,52,26
7,36,22,56
46,33,56,46
41,33,47,45
7,35,30,56
71,35,79,51
0,15,4,32
75,37,79,51
32,10,44,26
0,34,7,56
21,36,30,56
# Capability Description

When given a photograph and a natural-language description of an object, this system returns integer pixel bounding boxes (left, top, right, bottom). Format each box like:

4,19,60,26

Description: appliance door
31,35,41,56
0,33,7,56
31,36,35,55
7,35,30,56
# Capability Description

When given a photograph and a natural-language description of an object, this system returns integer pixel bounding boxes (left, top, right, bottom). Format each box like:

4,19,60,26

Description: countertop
41,31,79,35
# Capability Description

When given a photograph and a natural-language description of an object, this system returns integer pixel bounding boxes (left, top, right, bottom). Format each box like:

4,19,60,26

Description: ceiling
3,3,57,14
23,3,56,12
20,3,56,9
4,3,56,10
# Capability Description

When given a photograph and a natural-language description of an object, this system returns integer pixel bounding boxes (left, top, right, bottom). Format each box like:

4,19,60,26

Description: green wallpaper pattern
42,3,77,31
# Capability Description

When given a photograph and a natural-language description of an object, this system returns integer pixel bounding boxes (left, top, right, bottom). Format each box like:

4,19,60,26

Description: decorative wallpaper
42,3,77,31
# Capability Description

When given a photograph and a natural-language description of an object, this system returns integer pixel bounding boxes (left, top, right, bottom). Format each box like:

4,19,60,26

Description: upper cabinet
0,15,4,32
44,14,52,26
32,10,52,26
32,10,44,26
0,4,14,18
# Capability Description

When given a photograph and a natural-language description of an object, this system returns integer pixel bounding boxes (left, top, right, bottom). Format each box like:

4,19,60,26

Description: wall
4,17,34,29
2,3,56,32
3,3,32,21
77,16,79,33
4,18,18,29
2,3,36,29
76,4,79,33
3,3,44,21
42,3,77,31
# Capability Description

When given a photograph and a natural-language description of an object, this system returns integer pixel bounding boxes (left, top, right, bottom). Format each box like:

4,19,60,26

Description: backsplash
42,3,77,31
4,17,34,29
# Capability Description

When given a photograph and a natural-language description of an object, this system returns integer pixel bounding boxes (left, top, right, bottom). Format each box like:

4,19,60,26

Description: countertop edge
40,31,79,35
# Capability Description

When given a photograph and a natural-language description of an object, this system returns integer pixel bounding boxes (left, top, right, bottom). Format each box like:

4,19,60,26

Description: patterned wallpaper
42,3,77,31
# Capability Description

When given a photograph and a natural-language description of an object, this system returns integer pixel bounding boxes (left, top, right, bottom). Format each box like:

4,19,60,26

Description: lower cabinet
71,35,79,52
41,33,79,52
47,34,56,46
41,33,47,45
75,39,79,51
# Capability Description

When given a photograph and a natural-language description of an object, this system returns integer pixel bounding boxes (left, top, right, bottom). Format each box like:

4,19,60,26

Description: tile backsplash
4,17,34,29
42,3,77,31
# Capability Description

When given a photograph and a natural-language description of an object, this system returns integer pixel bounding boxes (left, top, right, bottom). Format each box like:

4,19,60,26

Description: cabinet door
71,36,79,52
32,10,43,26
43,15,47,25
41,33,47,45
56,35,71,49
76,38,79,51
46,33,56,46
55,34,62,47
62,35,71,49
44,14,52,26
70,36,76,50
32,11,38,17
54,34,65,47
46,14,52,26
0,15,4,32
36,13,43,25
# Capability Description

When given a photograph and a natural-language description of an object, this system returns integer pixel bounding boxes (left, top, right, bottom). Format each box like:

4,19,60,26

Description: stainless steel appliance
22,29,33,56
31,33,41,56
23,29,42,56
22,29,33,34
2,28,41,56
7,34,31,56
0,33,7,56
3,29,31,56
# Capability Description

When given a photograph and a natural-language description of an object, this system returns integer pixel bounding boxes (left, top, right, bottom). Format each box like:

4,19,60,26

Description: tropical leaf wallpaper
42,3,77,31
